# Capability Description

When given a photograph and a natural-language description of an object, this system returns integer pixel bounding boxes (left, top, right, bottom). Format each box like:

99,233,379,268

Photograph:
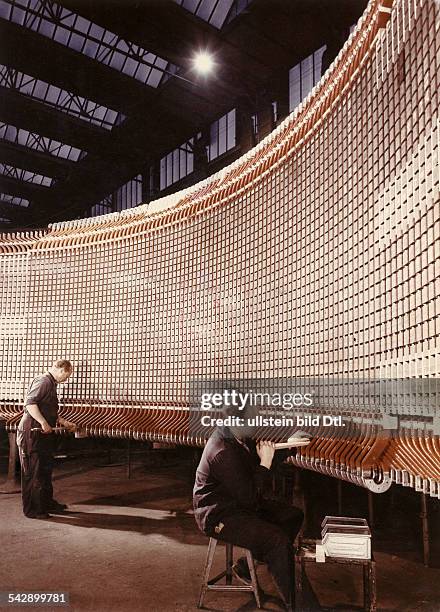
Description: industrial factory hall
0,0,439,611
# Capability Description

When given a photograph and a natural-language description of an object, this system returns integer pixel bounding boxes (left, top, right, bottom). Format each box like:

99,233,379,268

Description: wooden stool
198,537,261,608
295,538,376,612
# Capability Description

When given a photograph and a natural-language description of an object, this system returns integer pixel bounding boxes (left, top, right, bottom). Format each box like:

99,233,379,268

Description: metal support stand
225,540,233,585
421,493,430,567
368,490,374,529
296,539,376,612
293,467,307,537
126,438,131,479
0,433,21,494
197,538,261,609
337,479,343,514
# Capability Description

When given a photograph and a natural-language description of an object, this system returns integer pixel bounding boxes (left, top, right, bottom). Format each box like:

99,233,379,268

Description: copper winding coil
1,400,438,497
0,0,438,499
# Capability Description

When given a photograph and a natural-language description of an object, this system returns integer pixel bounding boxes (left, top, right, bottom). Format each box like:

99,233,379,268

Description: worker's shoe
232,557,252,585
48,500,68,512
26,512,51,519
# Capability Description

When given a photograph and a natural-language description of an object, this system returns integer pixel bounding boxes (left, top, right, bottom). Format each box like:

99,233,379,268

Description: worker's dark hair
54,359,73,372
222,388,253,419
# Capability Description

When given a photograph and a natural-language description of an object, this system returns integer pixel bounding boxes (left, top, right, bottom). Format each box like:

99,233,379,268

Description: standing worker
17,360,77,519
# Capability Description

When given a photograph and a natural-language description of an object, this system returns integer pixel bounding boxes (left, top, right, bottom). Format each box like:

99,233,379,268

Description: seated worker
193,399,304,611
16,360,77,519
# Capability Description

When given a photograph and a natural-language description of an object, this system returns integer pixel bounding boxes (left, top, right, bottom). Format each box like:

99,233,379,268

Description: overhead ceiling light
193,51,215,74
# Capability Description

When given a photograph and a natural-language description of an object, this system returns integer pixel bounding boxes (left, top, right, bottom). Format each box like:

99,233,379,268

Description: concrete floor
0,455,439,612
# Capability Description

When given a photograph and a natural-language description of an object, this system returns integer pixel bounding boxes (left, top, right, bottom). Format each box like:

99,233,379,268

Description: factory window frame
0,162,53,187
0,192,30,207
271,101,278,126
0,65,124,130
160,138,194,190
0,123,85,161
114,174,143,211
251,113,259,143
89,197,112,218
90,175,143,217
1,0,178,88
172,0,253,30
289,46,326,113
208,109,236,162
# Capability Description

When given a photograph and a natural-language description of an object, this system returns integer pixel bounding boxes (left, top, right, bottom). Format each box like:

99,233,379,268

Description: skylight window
173,0,253,29
0,192,30,207
0,123,84,161
0,65,124,130
0,0,178,87
0,163,53,187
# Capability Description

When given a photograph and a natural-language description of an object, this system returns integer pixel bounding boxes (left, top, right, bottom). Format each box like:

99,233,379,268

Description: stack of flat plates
320,516,371,559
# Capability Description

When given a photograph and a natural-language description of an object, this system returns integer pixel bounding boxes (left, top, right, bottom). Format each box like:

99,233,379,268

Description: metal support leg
421,493,430,567
363,562,370,611
368,490,374,529
246,549,261,608
198,538,260,609
369,561,377,612
198,538,217,608
0,433,20,494
294,553,303,611
293,468,307,536
126,438,131,479
225,542,233,585
362,559,377,612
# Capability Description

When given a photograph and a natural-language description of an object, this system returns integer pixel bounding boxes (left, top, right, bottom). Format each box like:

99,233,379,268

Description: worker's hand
257,441,275,469
58,418,77,432
64,421,77,433
41,421,53,434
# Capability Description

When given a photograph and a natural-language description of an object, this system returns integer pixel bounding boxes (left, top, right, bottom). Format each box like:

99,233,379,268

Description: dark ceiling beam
0,174,50,202
37,106,202,223
1,0,369,229
37,96,214,220
29,72,240,222
224,3,325,71
32,76,242,222
1,5,244,118
229,0,365,71
0,19,219,134
0,20,156,117
0,141,75,180
0,80,222,225
0,199,33,223
56,0,214,67
0,87,111,154
54,0,365,107
56,0,268,96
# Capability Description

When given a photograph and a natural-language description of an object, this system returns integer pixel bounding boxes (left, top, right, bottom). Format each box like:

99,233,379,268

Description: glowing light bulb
193,52,215,74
